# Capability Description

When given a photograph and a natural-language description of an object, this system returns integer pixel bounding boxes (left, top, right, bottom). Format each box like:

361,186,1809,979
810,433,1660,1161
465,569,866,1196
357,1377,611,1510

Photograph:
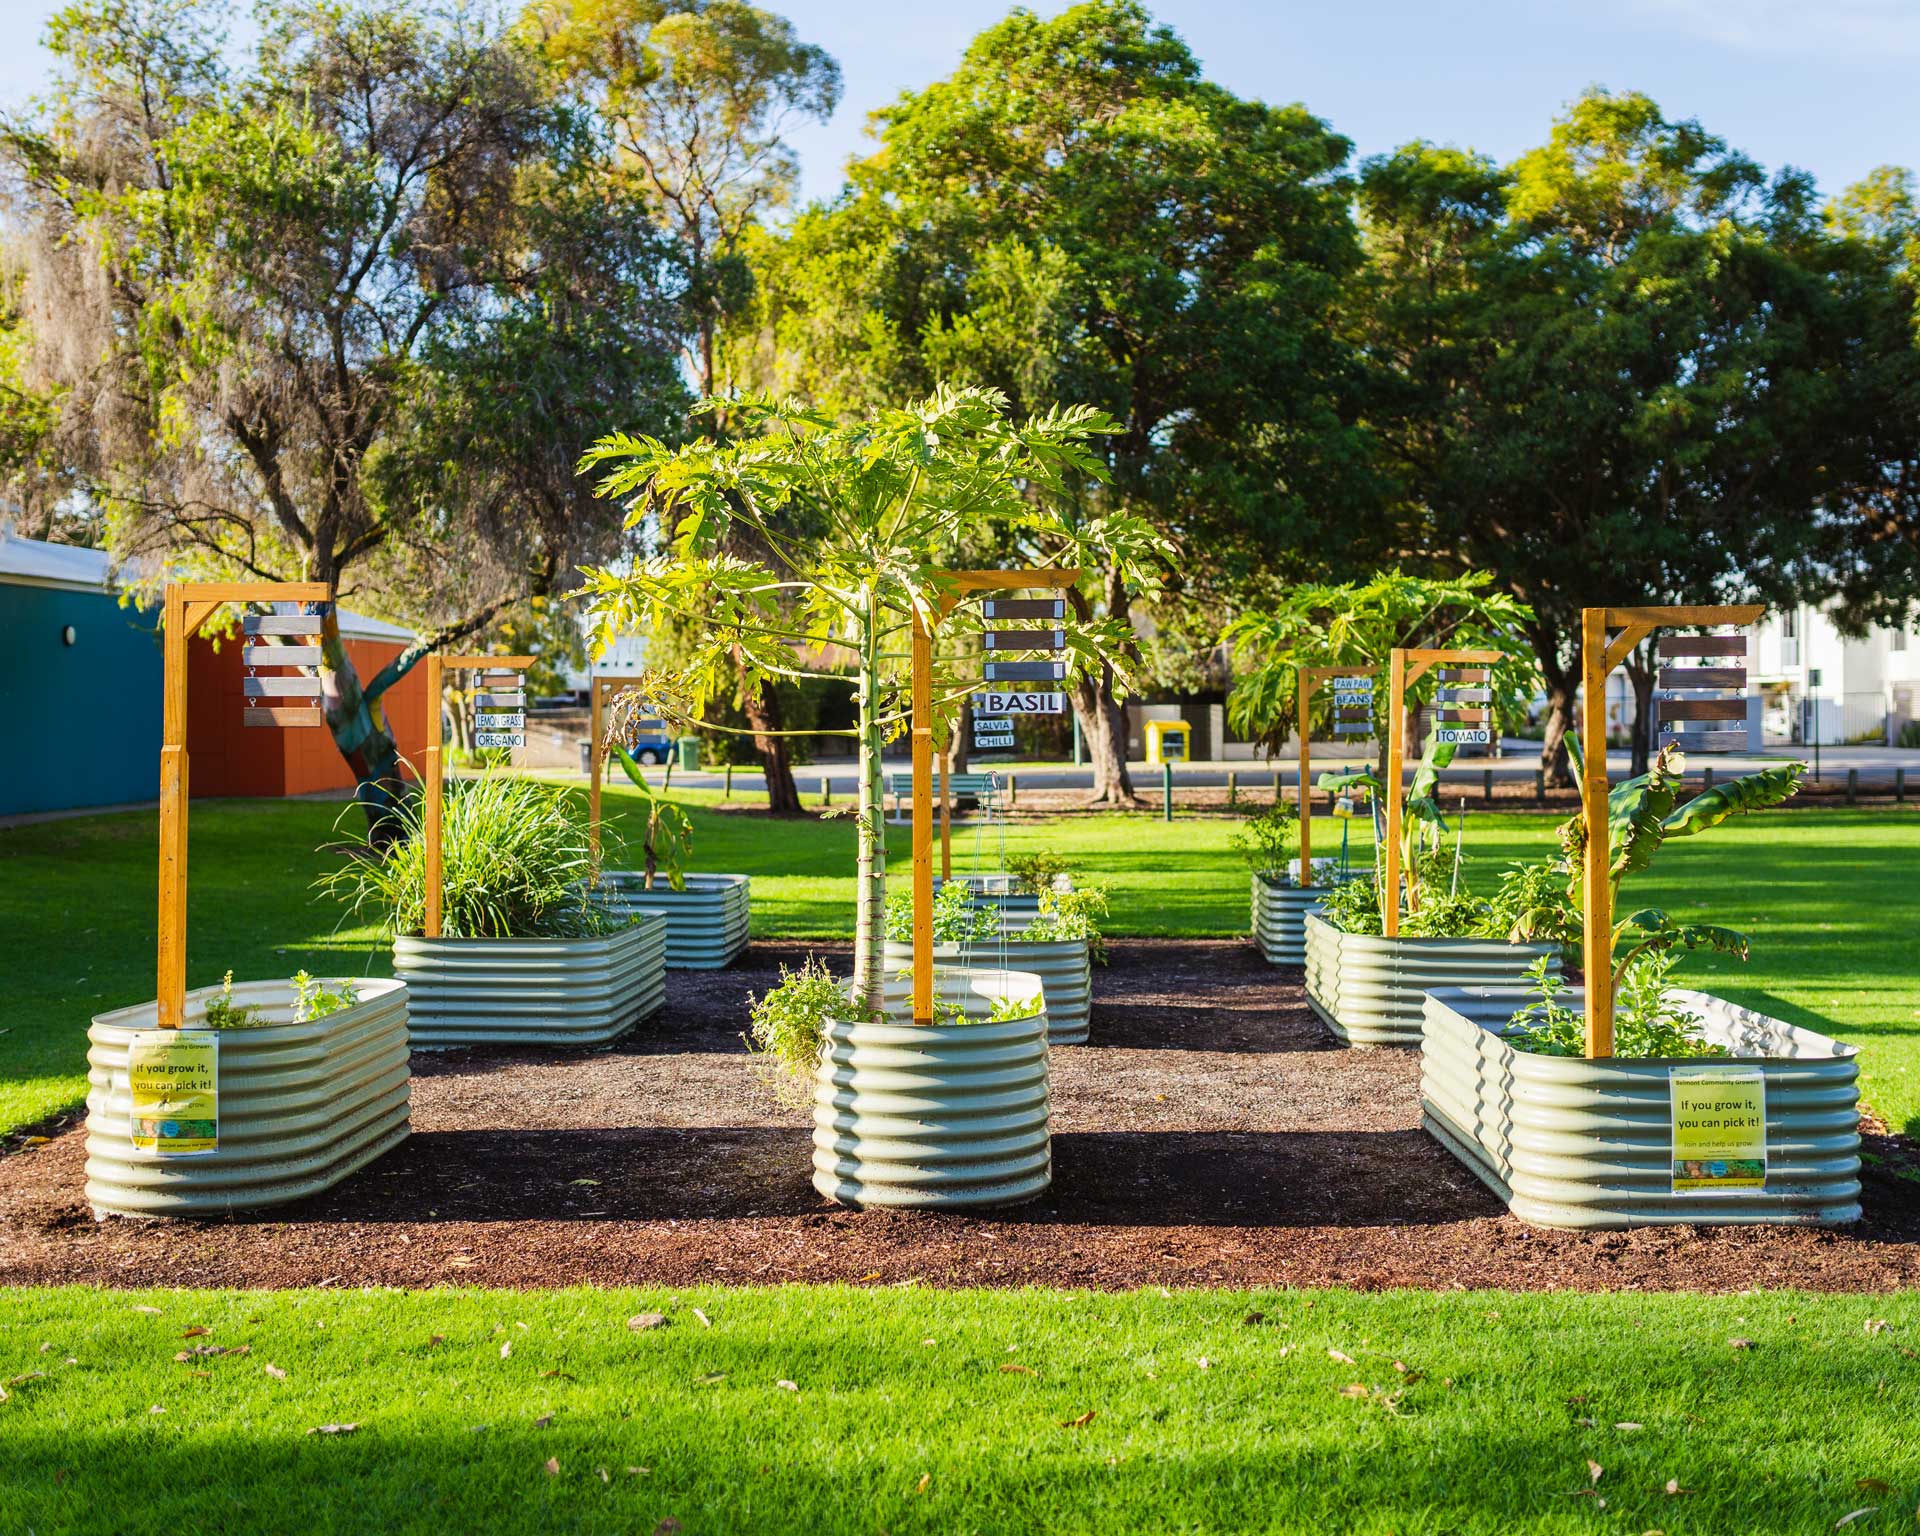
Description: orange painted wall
187,635,428,798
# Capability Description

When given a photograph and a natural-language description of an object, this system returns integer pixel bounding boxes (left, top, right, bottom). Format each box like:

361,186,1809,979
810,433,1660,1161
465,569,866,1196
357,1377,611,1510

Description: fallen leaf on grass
533,1415,554,1430
1615,1422,1643,1432
1339,1384,1370,1399
180,1327,210,1340
1196,1357,1212,1370
596,1467,610,1484
999,1363,1034,1376
444,1256,477,1270
132,1306,163,1316
1242,1312,1265,1327
1061,1410,1096,1429
1327,1348,1355,1364
691,1308,712,1329
307,1423,360,1436
426,1335,446,1349
629,1313,668,1332
499,1342,511,1360
776,1380,798,1392
1833,1509,1876,1529
627,1467,650,1477
1588,1461,1604,1486
1854,1478,1891,1495
692,1372,727,1386
653,1520,682,1535
1665,1480,1691,1497
544,1457,560,1477
264,1364,287,1381
1729,1337,1754,1350
37,1343,52,1354
1864,1319,1889,1336
541,1369,574,1381
148,1405,164,1415
914,1474,930,1494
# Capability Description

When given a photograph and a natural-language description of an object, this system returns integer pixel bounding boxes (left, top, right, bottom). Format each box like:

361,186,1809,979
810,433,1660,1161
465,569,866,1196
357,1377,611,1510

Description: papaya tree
575,384,1166,1010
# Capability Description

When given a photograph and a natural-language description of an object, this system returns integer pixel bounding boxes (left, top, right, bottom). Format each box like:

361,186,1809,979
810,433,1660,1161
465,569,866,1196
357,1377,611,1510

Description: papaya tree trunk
851,585,888,1015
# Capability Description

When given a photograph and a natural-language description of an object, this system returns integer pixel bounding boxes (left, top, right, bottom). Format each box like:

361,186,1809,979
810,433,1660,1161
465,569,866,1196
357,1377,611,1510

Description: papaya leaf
1662,761,1805,838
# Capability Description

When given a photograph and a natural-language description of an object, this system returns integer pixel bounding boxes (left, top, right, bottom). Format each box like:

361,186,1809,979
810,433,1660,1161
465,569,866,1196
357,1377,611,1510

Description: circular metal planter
813,966,1051,1210
1250,874,1335,966
881,938,1091,1044
601,872,750,969
84,977,411,1218
393,915,667,1050
1304,912,1558,1047
934,873,1071,927
1421,984,1861,1229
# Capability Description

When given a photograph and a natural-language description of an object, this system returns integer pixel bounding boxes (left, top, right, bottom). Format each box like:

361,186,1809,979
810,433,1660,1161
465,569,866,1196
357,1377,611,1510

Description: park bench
886,770,1001,824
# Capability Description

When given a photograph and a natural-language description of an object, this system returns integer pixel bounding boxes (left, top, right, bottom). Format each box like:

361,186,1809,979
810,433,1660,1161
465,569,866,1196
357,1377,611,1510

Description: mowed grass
1,788,1916,1133
4,1285,1918,1536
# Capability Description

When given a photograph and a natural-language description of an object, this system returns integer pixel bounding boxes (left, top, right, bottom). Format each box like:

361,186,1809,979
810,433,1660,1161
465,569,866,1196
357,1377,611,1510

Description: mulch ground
3,940,1917,1293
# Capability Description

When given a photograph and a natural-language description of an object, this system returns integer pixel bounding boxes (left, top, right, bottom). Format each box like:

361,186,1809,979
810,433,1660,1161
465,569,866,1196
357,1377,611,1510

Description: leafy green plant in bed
291,970,358,1022
1318,874,1383,935
607,736,694,892
1005,849,1074,898
745,954,866,1105
883,881,1000,945
1020,885,1111,965
1227,801,1297,882
200,971,264,1029
1510,951,1726,1059
316,768,627,939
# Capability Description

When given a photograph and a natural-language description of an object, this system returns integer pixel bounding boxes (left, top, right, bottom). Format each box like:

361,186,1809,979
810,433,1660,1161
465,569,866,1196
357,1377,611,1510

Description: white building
1751,603,1918,746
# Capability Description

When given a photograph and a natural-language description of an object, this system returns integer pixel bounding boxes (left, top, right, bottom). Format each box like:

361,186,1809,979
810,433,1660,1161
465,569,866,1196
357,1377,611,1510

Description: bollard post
1703,765,1714,794
1272,767,1281,802
724,762,733,800
1897,767,1906,803
1227,769,1237,806
1847,767,1858,805
1483,767,1494,803
820,775,830,806
1163,761,1173,822
1533,768,1545,799
1008,773,1018,807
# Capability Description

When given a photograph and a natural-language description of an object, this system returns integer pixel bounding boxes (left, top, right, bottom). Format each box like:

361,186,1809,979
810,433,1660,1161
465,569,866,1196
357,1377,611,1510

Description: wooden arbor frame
908,569,1079,1024
1381,646,1506,939
586,674,658,866
1294,665,1372,888
421,653,535,939
157,581,331,1027
1578,604,1763,1057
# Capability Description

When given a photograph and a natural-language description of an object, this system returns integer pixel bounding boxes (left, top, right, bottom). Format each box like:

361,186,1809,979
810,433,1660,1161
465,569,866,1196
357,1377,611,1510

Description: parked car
625,715,675,765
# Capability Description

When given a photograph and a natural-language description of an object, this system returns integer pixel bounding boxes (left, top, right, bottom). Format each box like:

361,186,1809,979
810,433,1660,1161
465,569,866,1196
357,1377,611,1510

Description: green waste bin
676,736,701,771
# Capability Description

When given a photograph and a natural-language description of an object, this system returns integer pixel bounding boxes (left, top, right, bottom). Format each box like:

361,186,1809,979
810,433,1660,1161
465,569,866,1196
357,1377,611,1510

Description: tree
2,0,687,834
575,384,1166,1010
527,0,840,813
1356,91,1920,782
1223,570,1535,769
743,0,1372,803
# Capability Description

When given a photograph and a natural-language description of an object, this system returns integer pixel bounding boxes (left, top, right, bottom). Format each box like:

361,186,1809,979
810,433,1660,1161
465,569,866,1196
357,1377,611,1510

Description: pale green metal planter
813,966,1051,1210
1304,912,1558,1047
84,977,411,1218
1421,985,1862,1229
1250,874,1335,966
935,873,1070,927
602,872,750,969
394,916,666,1050
881,938,1091,1044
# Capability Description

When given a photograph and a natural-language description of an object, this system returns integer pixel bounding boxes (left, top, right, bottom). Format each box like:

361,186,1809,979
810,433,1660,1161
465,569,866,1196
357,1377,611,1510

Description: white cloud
1627,0,1920,57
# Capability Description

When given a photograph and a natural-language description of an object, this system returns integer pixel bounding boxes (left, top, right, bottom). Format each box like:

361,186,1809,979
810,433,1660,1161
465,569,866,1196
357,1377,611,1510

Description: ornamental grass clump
318,769,626,939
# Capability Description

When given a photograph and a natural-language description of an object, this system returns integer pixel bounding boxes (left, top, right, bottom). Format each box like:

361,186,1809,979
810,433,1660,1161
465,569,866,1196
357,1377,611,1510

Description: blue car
624,715,674,765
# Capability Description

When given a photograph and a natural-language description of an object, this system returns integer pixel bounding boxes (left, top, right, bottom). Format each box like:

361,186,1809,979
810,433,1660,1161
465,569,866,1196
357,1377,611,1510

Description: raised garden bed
394,915,667,1050
1305,912,1557,1047
1422,984,1862,1229
935,872,1069,927
602,872,750,969
83,977,411,1218
1250,873,1337,966
880,937,1091,1044
813,966,1051,1211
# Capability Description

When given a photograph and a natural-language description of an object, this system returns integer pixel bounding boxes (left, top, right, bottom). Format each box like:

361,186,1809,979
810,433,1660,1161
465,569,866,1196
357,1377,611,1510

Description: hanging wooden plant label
1656,631,1749,753
240,608,324,729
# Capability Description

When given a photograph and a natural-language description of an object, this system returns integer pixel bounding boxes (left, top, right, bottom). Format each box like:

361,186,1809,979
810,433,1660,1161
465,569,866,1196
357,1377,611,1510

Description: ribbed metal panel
601,872,750,969
1422,985,1862,1229
881,939,1091,1044
933,873,1071,927
1304,913,1558,1046
1250,875,1333,966
394,916,666,1049
814,967,1051,1209
84,978,411,1218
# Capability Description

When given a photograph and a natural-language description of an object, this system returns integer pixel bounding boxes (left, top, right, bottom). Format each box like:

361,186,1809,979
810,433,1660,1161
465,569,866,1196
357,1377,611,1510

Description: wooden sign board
476,732,525,748
1436,727,1491,745
981,629,1065,651
981,598,1065,621
243,645,321,667
984,660,1066,682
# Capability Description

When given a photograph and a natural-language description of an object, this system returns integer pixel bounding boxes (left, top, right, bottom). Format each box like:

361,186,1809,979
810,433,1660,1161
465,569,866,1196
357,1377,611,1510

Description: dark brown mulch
3,939,1916,1293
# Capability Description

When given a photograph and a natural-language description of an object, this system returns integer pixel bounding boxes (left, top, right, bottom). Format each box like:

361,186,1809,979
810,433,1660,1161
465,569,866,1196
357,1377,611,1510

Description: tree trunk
949,697,971,774
317,609,413,850
739,668,802,815
852,588,887,1015
1530,617,1578,790
1625,638,1657,777
1067,565,1142,806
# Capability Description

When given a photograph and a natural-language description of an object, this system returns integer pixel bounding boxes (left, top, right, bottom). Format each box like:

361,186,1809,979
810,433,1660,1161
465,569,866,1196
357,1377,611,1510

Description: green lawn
2,1284,1915,1535
2,790,1917,1134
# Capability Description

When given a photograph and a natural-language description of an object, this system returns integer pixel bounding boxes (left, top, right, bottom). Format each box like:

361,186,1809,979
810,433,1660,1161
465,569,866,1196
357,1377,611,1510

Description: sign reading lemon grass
1670,1066,1767,1193
128,1031,219,1156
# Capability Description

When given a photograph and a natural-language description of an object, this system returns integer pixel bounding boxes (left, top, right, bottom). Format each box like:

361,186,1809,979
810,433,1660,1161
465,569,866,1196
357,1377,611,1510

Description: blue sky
1,0,1913,210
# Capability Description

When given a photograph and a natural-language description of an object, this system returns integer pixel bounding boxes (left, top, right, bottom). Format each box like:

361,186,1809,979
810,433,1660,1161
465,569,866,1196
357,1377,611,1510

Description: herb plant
746,955,864,1105
1319,875,1384,935
1228,801,1298,882
1020,886,1111,965
291,971,358,1023
200,971,264,1030
883,882,1001,945
1006,850,1074,898
1509,952,1726,1059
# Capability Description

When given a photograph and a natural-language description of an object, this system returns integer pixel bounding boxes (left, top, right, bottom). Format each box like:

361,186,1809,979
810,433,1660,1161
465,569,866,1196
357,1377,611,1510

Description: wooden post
1383,649,1408,938
1296,667,1311,887
423,653,444,939
911,613,935,1023
155,580,330,1025
1578,604,1763,1057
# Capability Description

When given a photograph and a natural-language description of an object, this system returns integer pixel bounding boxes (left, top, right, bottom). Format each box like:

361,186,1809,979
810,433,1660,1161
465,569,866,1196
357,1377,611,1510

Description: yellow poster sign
1670,1066,1766,1193
128,1031,219,1156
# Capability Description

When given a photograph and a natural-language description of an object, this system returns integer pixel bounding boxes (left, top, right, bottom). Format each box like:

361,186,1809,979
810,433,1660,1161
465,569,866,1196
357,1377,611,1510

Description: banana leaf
1614,906,1751,963
1661,761,1805,838
1602,748,1687,888
613,743,654,793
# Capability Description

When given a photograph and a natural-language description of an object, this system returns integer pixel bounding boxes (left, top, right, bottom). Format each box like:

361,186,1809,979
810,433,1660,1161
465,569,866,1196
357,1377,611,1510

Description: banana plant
1318,732,1459,923
1532,738,1805,986
611,745,694,893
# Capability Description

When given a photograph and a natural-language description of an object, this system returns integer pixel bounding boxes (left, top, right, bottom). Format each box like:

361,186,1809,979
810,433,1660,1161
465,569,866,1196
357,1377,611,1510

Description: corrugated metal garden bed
880,938,1091,1043
1422,984,1862,1230
602,871,750,969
